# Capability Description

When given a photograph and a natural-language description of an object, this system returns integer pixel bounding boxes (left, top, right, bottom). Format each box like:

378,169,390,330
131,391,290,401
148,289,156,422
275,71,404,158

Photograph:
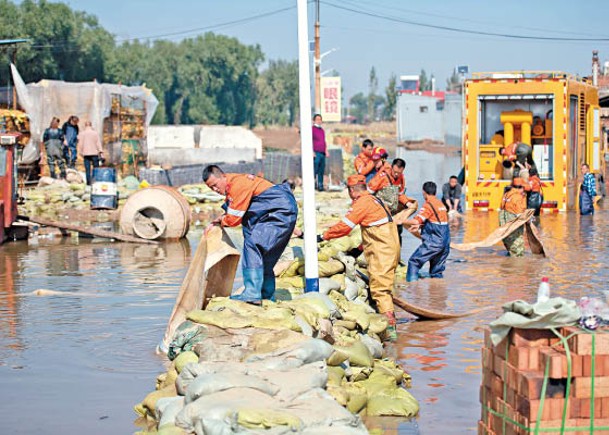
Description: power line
322,1,609,41
341,0,608,39
29,5,297,50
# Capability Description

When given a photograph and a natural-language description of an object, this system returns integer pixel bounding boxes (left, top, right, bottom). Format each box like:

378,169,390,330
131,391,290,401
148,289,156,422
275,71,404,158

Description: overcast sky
60,0,609,100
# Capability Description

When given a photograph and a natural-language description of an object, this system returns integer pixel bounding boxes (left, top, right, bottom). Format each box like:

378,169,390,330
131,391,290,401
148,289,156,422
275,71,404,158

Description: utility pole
314,0,321,114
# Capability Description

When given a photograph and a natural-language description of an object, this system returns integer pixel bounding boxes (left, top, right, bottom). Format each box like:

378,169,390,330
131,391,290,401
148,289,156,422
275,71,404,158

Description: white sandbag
185,373,279,404
246,339,334,368
302,425,369,435
344,277,360,301
157,396,185,428
263,361,328,402
319,277,341,295
175,388,279,434
359,333,383,359
284,388,363,430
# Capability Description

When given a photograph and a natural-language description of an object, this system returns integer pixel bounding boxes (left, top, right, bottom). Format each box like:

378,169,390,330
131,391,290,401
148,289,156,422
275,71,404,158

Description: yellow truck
463,71,603,211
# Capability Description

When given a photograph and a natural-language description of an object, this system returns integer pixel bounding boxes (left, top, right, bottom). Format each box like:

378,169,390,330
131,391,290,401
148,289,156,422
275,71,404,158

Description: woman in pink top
77,121,104,185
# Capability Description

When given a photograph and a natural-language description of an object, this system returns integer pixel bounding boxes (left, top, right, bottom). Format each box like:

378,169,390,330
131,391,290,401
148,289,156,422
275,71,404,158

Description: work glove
316,234,324,243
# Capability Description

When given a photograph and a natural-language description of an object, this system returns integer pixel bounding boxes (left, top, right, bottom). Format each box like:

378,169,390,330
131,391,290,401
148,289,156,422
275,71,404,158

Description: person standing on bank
312,114,327,191
77,121,104,185
42,117,66,179
203,165,298,304
62,115,79,169
580,163,596,216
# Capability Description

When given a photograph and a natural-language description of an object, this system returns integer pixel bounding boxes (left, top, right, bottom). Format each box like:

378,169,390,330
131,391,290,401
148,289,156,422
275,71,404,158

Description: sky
59,0,609,101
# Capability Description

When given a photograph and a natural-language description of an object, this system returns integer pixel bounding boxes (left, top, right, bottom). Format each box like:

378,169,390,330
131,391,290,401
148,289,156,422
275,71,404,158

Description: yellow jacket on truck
463,71,604,211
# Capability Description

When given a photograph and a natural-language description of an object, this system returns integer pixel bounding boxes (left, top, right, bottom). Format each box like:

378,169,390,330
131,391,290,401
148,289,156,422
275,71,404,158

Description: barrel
119,186,191,240
90,167,118,210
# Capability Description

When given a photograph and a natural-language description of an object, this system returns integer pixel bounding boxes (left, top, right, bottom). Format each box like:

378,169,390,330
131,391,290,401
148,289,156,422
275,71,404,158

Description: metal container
91,167,118,210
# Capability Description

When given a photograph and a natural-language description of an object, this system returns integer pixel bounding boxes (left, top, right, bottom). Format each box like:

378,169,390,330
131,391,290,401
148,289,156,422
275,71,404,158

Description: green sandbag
252,308,302,332
237,409,302,430
276,276,305,289
327,366,345,386
356,370,397,396
156,368,179,390
326,385,349,406
367,314,389,335
326,348,349,366
332,341,373,367
344,383,368,414
186,310,252,329
334,319,357,330
206,298,263,316
280,259,304,278
137,385,177,418
373,359,406,384
366,387,419,417
158,425,187,435
347,366,373,382
174,351,198,374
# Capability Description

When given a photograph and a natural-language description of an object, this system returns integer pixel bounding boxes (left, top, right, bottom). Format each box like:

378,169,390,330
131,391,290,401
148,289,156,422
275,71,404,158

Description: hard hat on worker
347,174,367,187
371,147,388,161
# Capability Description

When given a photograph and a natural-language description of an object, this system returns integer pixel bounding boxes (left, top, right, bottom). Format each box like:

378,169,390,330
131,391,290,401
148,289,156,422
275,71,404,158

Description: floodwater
0,150,607,434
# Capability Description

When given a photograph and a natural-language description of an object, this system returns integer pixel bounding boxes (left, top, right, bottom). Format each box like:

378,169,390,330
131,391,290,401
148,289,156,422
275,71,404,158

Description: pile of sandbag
135,293,419,434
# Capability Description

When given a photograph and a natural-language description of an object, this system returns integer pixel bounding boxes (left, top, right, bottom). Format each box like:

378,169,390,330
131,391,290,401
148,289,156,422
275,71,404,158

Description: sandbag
167,320,207,361
343,383,368,414
365,387,419,417
185,373,279,404
246,339,334,368
276,276,305,289
157,396,185,428
186,309,252,329
263,361,328,402
373,359,406,384
332,341,374,367
327,366,345,386
205,297,263,316
237,409,302,431
138,384,178,418
359,334,383,359
156,368,179,390
174,351,198,374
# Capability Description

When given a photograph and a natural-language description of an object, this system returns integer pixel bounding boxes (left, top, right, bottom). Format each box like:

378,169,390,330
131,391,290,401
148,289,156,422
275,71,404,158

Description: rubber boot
406,267,420,282
385,311,398,342
261,273,276,301
232,268,263,304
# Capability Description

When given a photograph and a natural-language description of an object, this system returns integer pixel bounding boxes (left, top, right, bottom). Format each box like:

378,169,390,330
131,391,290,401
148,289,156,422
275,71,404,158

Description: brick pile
479,326,609,434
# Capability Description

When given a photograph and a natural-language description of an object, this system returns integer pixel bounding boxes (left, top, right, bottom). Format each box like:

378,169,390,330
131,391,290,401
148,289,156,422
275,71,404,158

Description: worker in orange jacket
403,182,450,281
354,139,376,182
499,177,527,257
500,142,536,177
320,174,400,341
204,165,298,303
368,155,417,246
524,167,543,216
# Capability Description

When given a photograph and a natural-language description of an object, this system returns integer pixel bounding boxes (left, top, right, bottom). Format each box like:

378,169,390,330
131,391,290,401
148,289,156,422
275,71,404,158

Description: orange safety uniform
221,174,273,227
525,175,542,193
412,196,449,225
367,163,413,206
500,188,527,215
354,151,375,176
323,191,399,314
503,142,518,161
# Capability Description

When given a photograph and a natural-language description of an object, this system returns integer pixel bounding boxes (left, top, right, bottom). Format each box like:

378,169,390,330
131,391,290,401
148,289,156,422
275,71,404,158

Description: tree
383,74,397,121
419,69,429,92
367,66,378,121
349,92,367,124
446,69,461,93
255,60,299,126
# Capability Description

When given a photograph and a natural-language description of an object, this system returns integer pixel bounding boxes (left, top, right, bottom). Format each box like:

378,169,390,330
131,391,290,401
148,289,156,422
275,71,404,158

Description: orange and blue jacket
503,143,518,161
525,175,542,194
500,188,527,214
413,196,448,225
354,152,375,176
221,174,273,227
323,191,391,240
367,163,413,206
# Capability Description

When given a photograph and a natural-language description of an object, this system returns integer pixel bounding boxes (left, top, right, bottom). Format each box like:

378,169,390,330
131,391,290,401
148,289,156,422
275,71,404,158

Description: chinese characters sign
321,76,341,122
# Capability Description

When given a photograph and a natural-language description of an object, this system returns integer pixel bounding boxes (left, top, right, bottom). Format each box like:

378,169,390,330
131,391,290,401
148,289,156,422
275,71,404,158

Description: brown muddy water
1,151,607,434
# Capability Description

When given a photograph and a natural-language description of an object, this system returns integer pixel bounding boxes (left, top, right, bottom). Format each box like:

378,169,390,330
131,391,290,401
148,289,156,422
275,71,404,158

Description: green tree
419,69,431,91
255,59,299,126
349,92,367,124
367,66,378,121
383,74,397,120
446,69,461,93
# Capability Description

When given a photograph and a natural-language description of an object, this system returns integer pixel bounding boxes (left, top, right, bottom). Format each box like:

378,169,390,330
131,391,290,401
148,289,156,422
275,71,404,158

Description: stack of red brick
479,326,609,434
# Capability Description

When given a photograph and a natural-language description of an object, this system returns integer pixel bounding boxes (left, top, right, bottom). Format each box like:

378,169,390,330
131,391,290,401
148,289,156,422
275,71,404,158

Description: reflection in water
397,206,609,434
0,235,193,434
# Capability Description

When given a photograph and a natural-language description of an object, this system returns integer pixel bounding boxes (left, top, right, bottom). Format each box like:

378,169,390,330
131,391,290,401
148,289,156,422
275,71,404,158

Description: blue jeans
64,142,77,168
84,155,100,185
314,152,326,191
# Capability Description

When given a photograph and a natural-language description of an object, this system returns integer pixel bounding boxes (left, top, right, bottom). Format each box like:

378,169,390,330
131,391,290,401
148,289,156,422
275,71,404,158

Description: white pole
297,0,319,293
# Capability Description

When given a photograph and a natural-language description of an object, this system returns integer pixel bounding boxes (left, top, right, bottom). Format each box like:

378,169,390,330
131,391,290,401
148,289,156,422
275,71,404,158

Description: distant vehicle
462,71,604,212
